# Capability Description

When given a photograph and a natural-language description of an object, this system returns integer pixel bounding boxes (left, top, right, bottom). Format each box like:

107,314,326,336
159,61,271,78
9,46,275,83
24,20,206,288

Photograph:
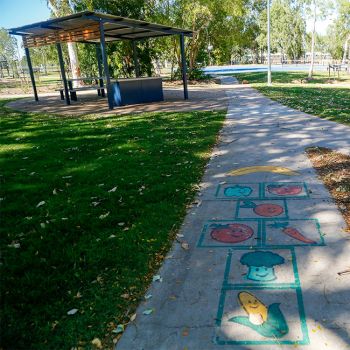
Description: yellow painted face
238,291,268,322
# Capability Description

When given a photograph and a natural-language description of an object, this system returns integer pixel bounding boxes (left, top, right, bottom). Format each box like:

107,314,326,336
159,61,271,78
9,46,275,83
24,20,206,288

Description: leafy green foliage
0,100,225,349
257,0,306,60
0,28,17,62
325,0,350,60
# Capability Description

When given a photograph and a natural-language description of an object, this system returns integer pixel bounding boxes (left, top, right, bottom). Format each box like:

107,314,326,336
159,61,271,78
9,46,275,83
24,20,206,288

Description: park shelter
9,11,193,110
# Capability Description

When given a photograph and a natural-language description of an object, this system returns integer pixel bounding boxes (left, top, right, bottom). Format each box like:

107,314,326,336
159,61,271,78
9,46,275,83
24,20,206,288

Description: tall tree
302,0,333,78
0,28,19,77
0,28,17,62
257,0,306,61
47,0,81,86
336,0,350,64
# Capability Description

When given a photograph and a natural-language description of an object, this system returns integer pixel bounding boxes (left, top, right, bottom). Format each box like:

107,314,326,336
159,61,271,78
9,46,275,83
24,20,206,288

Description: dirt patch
306,147,350,231
6,83,230,116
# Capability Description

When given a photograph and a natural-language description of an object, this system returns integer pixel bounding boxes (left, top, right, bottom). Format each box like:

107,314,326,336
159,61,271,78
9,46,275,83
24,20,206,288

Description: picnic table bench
57,77,105,101
328,64,349,79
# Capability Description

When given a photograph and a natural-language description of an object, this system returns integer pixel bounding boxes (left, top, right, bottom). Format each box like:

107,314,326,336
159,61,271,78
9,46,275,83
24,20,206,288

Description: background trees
0,28,19,77
257,0,305,62
2,0,348,80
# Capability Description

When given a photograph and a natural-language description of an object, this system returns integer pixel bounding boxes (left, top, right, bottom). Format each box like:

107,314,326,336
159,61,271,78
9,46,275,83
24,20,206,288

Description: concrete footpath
116,84,350,350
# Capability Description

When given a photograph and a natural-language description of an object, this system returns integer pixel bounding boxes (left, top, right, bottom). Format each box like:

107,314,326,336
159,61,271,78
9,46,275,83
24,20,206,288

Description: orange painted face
254,203,284,217
210,223,254,243
267,185,302,196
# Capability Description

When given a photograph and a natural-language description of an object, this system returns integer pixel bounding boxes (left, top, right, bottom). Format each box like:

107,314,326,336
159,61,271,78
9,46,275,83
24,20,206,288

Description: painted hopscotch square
263,182,309,199
224,249,298,288
264,219,325,247
215,183,261,200
215,286,309,345
197,220,261,248
235,199,288,220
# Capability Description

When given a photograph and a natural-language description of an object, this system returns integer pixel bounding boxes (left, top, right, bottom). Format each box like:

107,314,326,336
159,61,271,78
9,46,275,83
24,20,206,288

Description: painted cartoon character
240,251,285,282
229,291,289,338
240,200,284,217
224,185,252,197
269,222,317,244
267,184,303,196
210,223,254,243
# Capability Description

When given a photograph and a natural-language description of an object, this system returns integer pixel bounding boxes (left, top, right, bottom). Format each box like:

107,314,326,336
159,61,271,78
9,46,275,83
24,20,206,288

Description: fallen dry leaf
91,337,102,348
112,324,124,334
143,308,154,315
181,242,189,250
67,308,78,315
8,242,20,249
99,212,110,219
152,275,162,282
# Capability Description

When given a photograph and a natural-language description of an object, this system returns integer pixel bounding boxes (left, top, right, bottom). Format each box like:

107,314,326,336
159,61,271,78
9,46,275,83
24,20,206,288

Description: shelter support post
179,33,188,100
56,43,70,105
24,47,38,101
132,40,140,78
99,21,113,110
95,44,105,97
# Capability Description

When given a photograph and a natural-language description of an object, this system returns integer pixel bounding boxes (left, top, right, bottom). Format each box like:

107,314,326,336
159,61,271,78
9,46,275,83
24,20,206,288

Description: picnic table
57,76,105,101
328,64,348,79
111,77,163,106
57,76,164,106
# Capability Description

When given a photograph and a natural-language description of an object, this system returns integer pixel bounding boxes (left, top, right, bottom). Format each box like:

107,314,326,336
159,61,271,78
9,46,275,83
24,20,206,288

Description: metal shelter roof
9,11,193,48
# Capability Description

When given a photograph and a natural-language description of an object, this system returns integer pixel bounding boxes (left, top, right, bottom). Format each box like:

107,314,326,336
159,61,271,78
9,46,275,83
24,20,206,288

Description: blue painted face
224,186,252,197
247,266,276,282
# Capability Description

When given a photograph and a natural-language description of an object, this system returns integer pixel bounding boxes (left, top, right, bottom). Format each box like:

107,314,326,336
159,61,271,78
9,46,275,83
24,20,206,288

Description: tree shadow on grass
0,102,225,349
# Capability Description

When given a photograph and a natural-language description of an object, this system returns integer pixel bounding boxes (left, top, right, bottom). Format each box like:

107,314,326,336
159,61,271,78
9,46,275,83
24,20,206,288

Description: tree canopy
2,0,348,79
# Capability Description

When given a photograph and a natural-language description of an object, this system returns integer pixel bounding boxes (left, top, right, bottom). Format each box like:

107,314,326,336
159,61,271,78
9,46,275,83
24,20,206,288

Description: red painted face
267,185,302,196
210,224,254,243
253,203,284,217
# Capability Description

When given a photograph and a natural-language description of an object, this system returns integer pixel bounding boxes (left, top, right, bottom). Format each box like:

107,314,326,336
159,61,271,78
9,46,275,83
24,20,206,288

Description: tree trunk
67,43,81,87
308,0,316,78
47,0,81,86
342,35,349,65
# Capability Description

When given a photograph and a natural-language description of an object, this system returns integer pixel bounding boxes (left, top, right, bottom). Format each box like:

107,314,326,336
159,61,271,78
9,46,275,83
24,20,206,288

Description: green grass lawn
0,100,225,349
234,71,350,125
0,72,61,91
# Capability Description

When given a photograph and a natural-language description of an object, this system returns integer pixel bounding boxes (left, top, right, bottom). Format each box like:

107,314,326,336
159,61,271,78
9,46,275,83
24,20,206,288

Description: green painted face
247,266,276,281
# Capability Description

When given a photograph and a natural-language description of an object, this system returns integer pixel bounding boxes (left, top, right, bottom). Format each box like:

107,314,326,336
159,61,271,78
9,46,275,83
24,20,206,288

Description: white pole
267,0,272,85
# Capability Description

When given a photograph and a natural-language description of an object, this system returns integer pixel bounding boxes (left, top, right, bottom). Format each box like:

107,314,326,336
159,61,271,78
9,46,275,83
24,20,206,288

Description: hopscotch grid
197,219,261,248
211,180,318,345
235,198,289,221
214,182,310,200
222,247,299,288
263,218,326,248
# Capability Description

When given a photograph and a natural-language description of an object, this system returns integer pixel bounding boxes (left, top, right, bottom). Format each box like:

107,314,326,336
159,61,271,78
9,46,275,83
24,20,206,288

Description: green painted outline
222,248,299,288
214,182,310,201
263,218,326,248
259,182,264,199
263,182,310,200
215,293,309,342
214,248,309,345
197,220,261,248
215,182,261,200
235,198,289,221
214,285,309,345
